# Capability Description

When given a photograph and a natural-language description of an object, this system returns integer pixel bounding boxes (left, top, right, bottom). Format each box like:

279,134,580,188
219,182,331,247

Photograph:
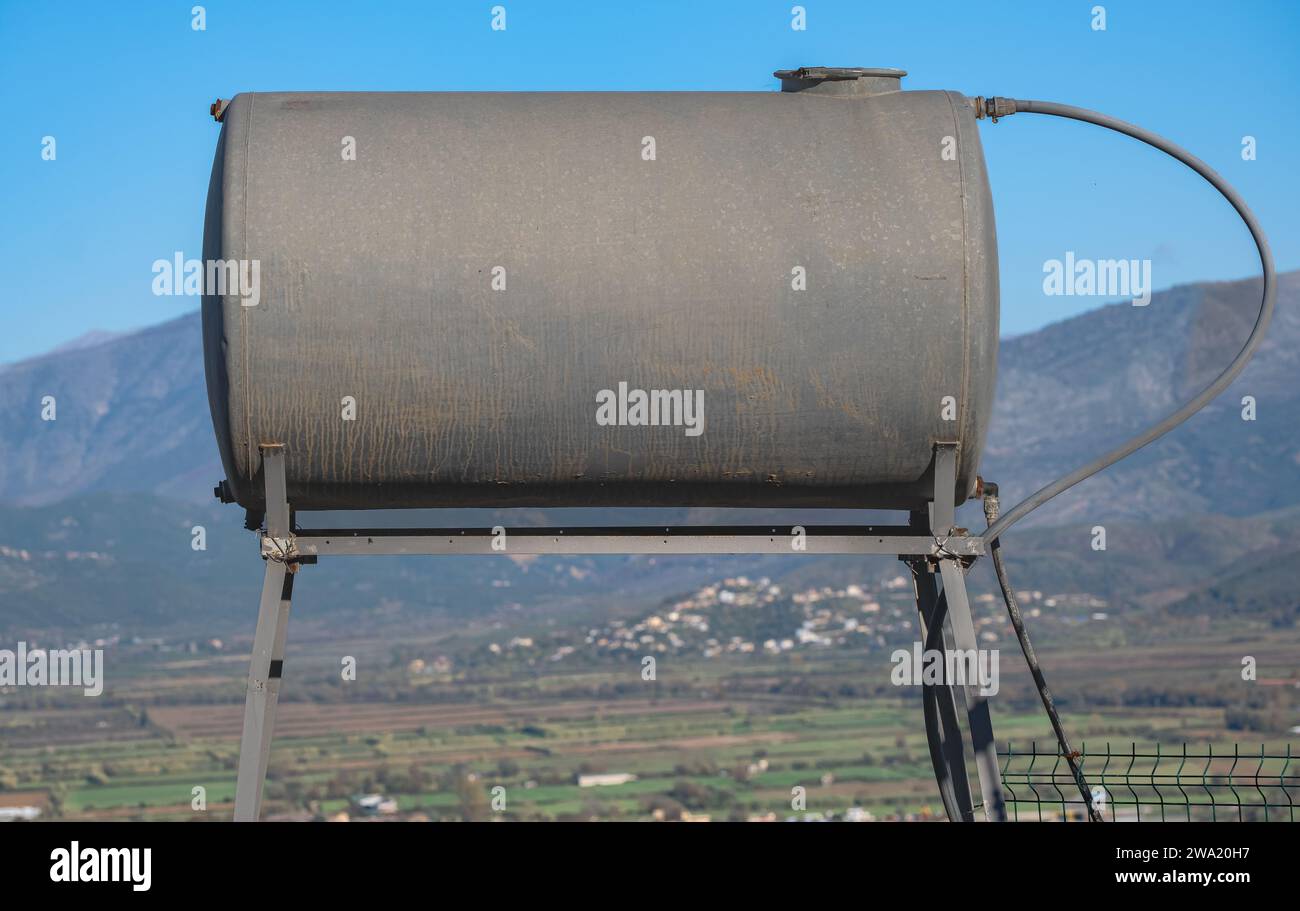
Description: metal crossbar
999,742,1298,822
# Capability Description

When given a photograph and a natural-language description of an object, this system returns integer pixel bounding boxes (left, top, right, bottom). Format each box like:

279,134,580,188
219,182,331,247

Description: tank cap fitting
775,67,906,96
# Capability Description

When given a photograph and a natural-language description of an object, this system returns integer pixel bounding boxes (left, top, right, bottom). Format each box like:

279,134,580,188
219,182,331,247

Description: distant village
473,574,1112,668
8,574,1113,681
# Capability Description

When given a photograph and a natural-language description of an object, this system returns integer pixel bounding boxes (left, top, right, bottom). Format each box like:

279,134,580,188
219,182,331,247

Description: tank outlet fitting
971,96,1017,122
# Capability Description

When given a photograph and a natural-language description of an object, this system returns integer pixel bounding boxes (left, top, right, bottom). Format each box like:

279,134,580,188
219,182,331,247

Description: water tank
202,67,999,511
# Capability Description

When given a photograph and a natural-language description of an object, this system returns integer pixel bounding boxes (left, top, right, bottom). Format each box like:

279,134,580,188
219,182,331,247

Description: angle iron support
234,444,297,822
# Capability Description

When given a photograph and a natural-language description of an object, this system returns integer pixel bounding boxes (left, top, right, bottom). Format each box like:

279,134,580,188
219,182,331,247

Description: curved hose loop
977,98,1276,544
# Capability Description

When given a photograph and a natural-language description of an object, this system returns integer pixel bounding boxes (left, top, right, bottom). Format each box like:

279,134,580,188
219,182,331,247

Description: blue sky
1,0,1296,363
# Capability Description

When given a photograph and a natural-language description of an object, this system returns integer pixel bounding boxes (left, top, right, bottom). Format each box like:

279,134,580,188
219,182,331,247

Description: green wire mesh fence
999,742,1297,822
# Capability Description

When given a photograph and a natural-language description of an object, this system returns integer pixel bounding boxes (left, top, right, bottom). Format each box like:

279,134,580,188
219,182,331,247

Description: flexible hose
977,98,1276,544
984,487,1103,822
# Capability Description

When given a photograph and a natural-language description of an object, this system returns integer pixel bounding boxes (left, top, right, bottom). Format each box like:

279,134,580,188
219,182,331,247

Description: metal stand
232,441,1005,821
233,445,295,822
904,444,1007,822
910,544,975,821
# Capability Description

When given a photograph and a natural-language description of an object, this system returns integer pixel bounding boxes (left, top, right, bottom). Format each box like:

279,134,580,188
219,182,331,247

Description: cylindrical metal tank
202,67,999,511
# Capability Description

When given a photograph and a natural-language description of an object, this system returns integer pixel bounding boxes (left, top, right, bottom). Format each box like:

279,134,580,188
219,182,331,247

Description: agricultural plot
3,630,1293,822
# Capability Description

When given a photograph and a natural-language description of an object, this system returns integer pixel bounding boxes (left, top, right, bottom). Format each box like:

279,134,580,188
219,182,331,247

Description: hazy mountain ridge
0,272,1296,635
0,315,217,506
2,273,1294,524
0,489,1293,638
983,272,1300,525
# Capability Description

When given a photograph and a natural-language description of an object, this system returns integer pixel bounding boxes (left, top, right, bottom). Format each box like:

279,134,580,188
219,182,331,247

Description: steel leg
913,562,975,821
234,445,295,822
926,442,1006,821
938,558,1007,821
233,562,292,821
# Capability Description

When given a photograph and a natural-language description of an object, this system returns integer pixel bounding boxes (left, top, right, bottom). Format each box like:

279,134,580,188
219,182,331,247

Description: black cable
975,97,1276,544
984,484,1103,822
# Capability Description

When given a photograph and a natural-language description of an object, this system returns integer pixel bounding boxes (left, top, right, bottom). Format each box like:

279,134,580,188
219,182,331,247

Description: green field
2,628,1296,822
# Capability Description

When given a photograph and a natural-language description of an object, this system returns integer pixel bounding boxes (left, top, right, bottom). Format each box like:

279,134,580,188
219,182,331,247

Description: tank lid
774,66,907,96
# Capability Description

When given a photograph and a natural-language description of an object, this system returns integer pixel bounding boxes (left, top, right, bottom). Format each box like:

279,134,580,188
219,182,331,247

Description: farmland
2,624,1295,822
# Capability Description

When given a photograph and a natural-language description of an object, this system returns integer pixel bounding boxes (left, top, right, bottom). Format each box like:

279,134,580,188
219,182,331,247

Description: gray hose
975,97,1276,543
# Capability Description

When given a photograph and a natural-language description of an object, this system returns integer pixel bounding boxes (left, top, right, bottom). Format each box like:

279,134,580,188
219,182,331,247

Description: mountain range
0,271,1295,637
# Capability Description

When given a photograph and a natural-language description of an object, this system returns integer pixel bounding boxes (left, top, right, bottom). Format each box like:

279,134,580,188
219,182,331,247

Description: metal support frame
906,443,1007,821
233,445,295,822
910,545,975,821
264,526,984,559
232,441,1005,821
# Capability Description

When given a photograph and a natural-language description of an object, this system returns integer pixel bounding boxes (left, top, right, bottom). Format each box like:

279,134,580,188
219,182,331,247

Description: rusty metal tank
202,67,999,511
